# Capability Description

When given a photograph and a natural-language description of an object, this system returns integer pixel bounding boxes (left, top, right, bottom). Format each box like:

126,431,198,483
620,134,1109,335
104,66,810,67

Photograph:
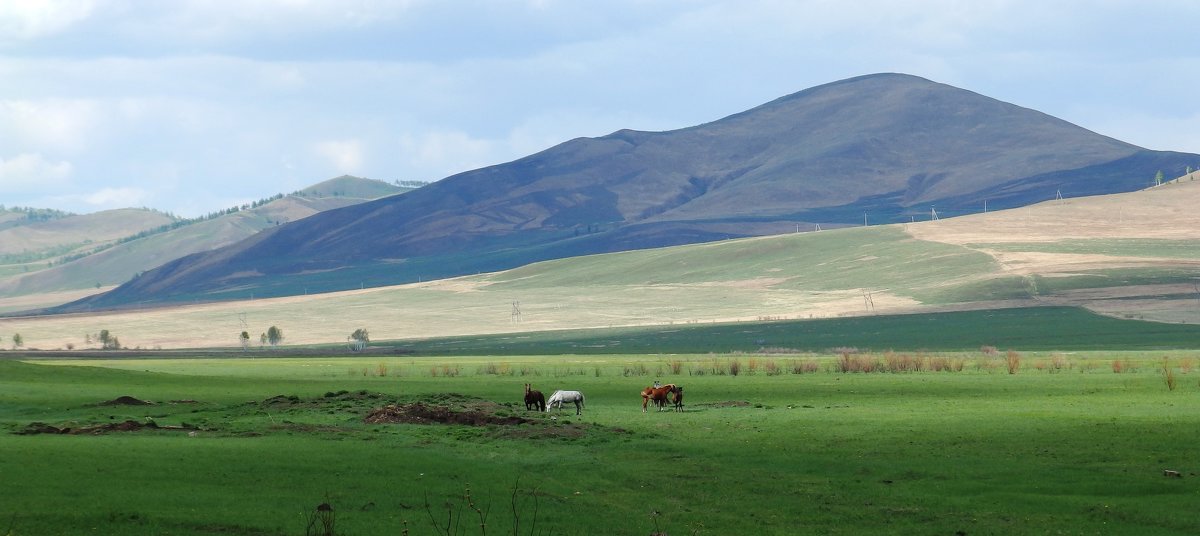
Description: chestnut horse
671,385,684,412
641,384,678,412
524,383,546,412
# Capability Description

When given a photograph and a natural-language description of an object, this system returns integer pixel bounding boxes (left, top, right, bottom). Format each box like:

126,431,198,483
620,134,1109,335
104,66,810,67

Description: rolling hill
0,176,411,313
4,175,1199,350
60,73,1200,310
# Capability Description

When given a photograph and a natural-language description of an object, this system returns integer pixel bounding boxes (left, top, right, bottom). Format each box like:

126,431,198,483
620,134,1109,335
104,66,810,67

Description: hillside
0,177,410,313
0,208,175,257
4,176,1199,350
68,73,1200,310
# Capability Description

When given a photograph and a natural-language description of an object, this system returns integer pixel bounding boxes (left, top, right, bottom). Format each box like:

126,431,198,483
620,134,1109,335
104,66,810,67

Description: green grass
1033,269,1200,294
388,307,1200,355
4,353,1200,535
491,226,998,297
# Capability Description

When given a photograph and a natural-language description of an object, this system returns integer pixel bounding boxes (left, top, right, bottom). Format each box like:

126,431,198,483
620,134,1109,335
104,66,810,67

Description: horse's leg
574,399,581,415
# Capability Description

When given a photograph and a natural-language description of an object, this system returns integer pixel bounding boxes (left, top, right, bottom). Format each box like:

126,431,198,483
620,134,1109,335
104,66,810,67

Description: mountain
60,73,1200,311
1,176,410,313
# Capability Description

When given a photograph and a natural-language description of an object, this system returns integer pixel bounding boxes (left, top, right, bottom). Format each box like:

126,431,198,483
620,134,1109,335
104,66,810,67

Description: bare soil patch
16,420,197,435
364,402,532,426
98,395,153,406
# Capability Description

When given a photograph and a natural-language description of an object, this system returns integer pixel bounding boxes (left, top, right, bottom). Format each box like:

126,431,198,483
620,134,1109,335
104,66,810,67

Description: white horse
546,390,585,415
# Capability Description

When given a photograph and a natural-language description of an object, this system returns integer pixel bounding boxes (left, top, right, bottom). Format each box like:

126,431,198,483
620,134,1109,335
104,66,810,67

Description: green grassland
3,349,1200,535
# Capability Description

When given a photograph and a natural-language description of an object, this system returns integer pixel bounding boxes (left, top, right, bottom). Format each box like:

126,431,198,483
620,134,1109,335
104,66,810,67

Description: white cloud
0,99,102,154
0,153,73,192
398,130,496,179
83,186,150,208
0,0,97,40
313,139,365,174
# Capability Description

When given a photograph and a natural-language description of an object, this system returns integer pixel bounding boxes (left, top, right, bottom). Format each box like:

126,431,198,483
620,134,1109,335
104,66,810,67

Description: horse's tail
580,392,585,408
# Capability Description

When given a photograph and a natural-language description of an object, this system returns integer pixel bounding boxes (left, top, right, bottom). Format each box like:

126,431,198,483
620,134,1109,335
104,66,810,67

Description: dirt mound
99,396,153,406
701,400,751,408
364,402,531,426
15,420,197,435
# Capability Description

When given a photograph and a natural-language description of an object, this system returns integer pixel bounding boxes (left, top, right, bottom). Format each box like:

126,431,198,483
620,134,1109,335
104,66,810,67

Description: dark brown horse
524,383,545,412
641,384,678,412
671,385,684,412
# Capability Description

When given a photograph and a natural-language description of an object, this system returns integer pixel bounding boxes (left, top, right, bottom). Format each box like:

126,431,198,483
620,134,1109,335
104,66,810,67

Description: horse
671,385,684,412
546,390,585,415
524,383,545,412
641,384,678,412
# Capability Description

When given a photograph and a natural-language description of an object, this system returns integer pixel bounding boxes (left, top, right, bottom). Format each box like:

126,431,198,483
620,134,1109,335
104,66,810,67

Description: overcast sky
2,0,1199,217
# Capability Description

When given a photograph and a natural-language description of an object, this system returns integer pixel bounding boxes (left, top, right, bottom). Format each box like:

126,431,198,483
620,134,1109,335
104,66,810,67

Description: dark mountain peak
61,74,1200,311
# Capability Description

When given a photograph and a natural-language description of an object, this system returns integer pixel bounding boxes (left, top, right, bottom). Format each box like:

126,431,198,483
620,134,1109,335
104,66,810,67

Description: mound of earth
15,420,197,435
99,396,153,406
364,402,531,426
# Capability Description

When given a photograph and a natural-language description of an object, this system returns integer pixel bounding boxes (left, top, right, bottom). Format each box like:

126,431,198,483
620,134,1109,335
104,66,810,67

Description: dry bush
763,359,782,376
979,345,999,356
1049,354,1069,373
376,363,389,377
728,359,742,377
1111,359,1135,373
1005,350,1021,374
790,359,820,374
929,356,965,372
1180,358,1194,374
1162,359,1178,391
668,359,684,374
746,357,759,374
623,364,650,377
836,352,880,373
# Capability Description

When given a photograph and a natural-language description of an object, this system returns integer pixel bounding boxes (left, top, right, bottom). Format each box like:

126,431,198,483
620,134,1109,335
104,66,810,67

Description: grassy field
3,349,1200,535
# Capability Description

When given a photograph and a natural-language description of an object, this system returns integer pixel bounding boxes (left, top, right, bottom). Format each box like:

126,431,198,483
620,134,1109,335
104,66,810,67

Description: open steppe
2,177,1198,351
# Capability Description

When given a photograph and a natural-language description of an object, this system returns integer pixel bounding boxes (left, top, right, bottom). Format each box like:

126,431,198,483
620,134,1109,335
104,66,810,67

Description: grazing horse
546,390,585,415
524,383,545,412
641,384,678,412
671,386,684,412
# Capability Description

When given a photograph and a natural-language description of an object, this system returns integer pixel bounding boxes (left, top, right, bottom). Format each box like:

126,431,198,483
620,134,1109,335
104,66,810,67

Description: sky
2,0,1199,217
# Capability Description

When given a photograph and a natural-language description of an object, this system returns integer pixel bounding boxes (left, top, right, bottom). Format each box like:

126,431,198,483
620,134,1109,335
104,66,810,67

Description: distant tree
239,331,251,350
266,326,284,347
349,328,369,351
1155,170,1164,186
259,332,267,346
98,329,120,350
11,333,21,349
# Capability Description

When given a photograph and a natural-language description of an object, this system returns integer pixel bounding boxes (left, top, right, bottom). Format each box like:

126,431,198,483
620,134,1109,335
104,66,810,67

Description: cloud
0,99,102,154
397,130,497,180
313,139,365,174
0,153,73,193
83,186,150,208
0,0,97,40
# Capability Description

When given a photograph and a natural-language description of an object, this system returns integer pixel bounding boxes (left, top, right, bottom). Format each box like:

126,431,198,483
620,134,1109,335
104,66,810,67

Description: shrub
1005,350,1021,374
667,359,683,374
763,359,781,376
980,345,999,356
790,359,820,374
728,359,741,377
1162,359,1178,391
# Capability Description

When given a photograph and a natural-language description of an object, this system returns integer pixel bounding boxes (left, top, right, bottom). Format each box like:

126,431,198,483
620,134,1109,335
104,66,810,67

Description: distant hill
0,176,411,312
60,73,1200,311
296,175,415,199
6,176,1200,349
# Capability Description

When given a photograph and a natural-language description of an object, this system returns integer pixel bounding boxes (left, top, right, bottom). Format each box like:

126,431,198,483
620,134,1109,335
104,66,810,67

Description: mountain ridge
59,73,1200,311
